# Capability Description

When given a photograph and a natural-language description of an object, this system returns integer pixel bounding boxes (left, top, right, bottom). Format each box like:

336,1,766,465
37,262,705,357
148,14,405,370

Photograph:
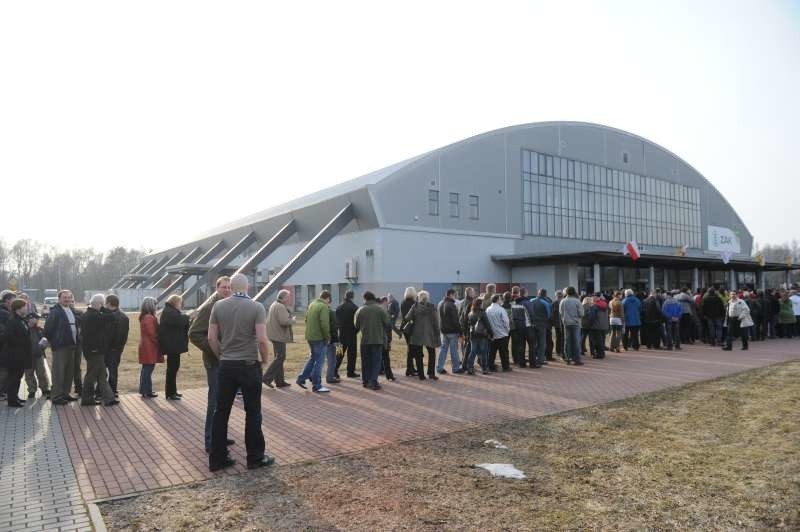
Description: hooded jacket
587,298,609,331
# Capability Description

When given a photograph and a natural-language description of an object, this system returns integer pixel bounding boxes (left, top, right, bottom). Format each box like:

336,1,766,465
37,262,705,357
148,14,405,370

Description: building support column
564,263,579,291
663,269,669,290
593,263,601,294
617,268,624,290
648,265,655,292
786,270,791,289
693,268,700,290
730,268,737,291
758,271,766,292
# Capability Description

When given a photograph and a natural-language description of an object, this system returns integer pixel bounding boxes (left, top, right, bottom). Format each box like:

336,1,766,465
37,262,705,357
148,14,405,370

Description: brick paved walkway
2,339,798,531
54,339,800,503
0,397,90,532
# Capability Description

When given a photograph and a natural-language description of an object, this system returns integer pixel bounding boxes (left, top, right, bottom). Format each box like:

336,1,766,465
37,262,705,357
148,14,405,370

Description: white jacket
790,294,800,316
728,299,753,328
485,303,510,339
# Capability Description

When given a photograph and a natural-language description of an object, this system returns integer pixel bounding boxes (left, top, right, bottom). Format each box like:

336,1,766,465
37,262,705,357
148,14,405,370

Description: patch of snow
483,439,508,449
475,463,526,479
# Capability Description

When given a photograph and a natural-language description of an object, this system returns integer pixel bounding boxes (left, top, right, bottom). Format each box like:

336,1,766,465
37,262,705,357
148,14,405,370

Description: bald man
207,273,274,471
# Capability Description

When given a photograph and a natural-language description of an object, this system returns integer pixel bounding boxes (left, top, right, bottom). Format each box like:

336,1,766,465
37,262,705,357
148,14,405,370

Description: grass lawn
100,360,800,530
116,314,412,394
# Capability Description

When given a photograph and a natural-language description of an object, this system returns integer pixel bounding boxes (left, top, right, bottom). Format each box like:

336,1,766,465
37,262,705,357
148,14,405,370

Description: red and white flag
621,240,641,261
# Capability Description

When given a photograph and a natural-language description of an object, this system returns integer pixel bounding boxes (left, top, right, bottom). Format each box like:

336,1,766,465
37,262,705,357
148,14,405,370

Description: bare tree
10,239,42,287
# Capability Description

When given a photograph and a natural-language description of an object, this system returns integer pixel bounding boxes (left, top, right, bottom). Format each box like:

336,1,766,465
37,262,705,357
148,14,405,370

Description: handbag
402,319,415,336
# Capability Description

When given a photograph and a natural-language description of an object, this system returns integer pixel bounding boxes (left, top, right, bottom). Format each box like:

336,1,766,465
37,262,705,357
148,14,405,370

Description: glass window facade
522,149,701,248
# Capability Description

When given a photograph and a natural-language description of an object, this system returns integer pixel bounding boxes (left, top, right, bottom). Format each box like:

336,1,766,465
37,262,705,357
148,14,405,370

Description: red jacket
138,314,163,364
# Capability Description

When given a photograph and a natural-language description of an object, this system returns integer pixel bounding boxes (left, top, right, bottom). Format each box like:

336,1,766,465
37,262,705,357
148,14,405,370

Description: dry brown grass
117,314,412,394
101,360,800,531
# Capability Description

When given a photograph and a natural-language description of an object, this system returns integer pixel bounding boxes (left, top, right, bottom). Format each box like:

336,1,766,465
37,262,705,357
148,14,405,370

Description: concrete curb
87,502,107,532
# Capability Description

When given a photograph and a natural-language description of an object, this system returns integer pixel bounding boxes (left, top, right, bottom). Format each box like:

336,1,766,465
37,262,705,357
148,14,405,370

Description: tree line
0,238,797,303
0,239,148,300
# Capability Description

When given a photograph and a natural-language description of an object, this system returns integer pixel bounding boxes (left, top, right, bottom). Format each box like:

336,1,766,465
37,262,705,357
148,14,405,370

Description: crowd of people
1,278,800,472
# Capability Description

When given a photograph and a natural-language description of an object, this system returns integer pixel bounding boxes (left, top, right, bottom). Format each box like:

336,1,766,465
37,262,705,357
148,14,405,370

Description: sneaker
313,386,331,393
438,369,448,375
247,455,275,470
275,382,291,388
296,378,308,390
104,400,120,406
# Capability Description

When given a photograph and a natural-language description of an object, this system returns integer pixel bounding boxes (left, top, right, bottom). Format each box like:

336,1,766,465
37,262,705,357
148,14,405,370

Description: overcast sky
1,0,798,255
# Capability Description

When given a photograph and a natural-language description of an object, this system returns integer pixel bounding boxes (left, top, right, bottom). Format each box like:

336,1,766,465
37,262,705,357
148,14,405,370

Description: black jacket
108,308,130,353
81,307,115,356
158,303,189,356
400,298,415,337
642,296,662,323
438,297,460,334
335,300,358,335
700,294,725,320
328,307,340,343
0,306,10,354
1,314,33,370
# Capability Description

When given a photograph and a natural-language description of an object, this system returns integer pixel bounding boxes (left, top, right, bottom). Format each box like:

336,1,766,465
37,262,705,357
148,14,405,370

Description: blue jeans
468,336,489,371
325,343,338,382
361,344,383,386
204,364,219,451
437,333,461,372
564,325,582,363
210,361,265,468
706,318,723,345
299,341,326,390
139,364,154,395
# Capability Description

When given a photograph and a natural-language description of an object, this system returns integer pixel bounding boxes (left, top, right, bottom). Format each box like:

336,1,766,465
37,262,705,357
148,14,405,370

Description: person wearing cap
24,311,51,399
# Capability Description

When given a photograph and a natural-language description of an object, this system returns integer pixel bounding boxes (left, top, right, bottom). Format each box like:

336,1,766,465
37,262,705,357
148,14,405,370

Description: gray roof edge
151,121,752,256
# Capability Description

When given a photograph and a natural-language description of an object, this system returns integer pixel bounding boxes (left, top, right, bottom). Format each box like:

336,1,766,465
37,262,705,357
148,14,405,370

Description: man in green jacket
297,291,332,393
355,291,391,390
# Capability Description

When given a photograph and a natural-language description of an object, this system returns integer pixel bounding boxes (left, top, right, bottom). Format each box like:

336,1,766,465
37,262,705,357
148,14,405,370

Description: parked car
42,296,58,317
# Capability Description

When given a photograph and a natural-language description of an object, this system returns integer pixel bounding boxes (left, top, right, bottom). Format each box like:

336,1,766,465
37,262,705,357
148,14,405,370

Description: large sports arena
112,122,797,309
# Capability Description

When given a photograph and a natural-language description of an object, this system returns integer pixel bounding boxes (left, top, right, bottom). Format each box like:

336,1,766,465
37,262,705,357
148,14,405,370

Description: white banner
707,225,741,253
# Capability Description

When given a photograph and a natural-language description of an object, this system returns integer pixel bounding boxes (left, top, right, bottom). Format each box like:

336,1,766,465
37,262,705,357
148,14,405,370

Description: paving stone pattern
0,398,91,532
52,339,800,504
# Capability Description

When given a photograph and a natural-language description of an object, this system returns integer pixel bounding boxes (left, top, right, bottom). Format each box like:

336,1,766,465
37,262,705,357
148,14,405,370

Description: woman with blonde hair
138,297,162,398
404,290,441,380
158,294,190,400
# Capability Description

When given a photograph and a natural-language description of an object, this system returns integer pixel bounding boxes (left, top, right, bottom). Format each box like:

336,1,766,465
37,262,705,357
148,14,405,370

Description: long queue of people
3,277,800,472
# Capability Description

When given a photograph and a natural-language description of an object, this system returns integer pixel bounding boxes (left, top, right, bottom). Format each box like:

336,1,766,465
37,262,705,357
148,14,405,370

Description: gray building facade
117,122,785,310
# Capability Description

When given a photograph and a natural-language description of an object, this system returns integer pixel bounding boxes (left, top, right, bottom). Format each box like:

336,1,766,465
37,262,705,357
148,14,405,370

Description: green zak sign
707,225,741,253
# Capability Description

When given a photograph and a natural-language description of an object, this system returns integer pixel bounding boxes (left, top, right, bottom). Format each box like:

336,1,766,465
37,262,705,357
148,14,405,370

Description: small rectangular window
449,192,459,217
622,151,629,164
469,195,479,219
428,189,439,216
